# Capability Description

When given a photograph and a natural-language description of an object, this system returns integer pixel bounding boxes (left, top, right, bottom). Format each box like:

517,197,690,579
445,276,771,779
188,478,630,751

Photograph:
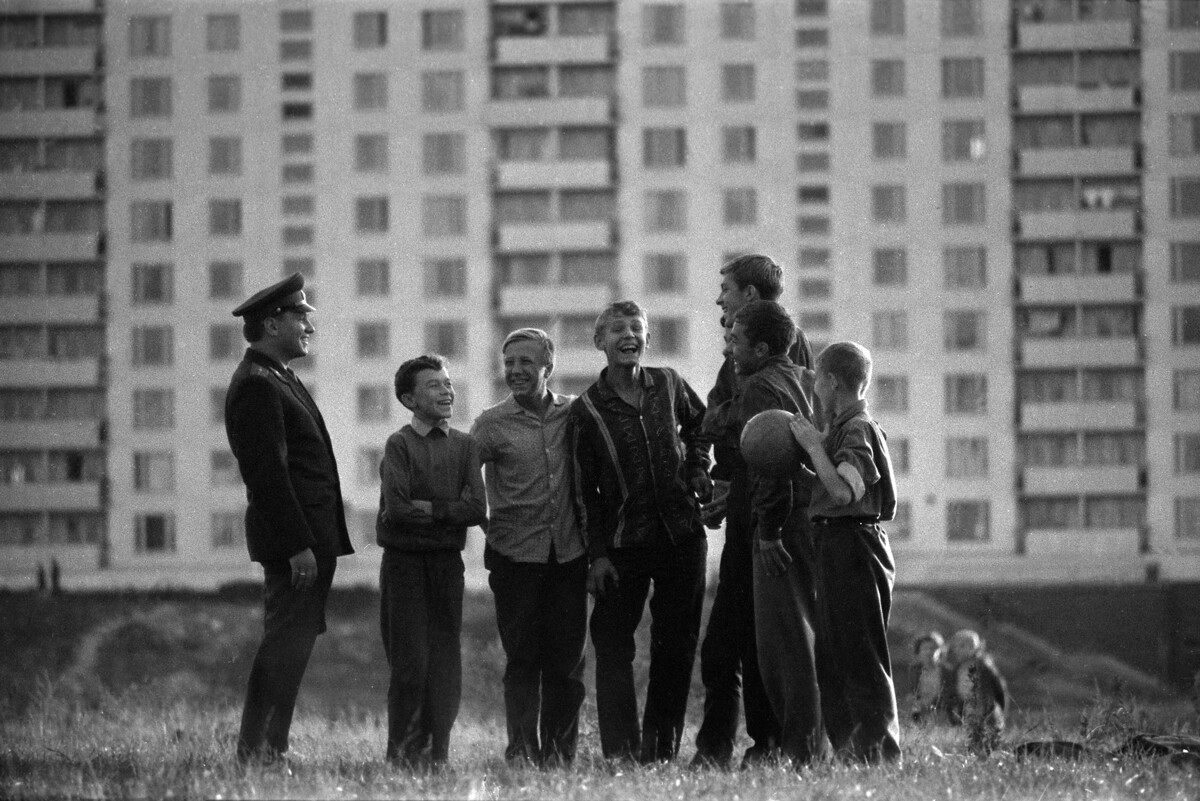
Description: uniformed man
225,272,354,764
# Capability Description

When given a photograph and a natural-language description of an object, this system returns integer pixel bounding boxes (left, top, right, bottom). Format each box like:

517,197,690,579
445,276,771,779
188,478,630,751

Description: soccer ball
740,408,804,473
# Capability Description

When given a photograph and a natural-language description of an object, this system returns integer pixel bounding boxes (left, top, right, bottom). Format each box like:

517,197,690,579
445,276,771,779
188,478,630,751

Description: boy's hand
755,538,792,577
689,471,713,502
788,414,823,453
700,480,730,528
837,462,866,502
587,557,619,598
412,500,433,516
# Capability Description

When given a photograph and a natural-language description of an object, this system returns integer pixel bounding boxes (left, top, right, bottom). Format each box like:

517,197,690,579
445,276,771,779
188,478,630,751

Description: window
354,134,388,173
422,10,464,50
943,57,984,98
354,73,387,110
944,247,987,288
941,0,980,36
355,447,383,487
1170,114,1200,157
206,14,239,52
872,185,906,223
797,215,830,235
211,512,243,548
133,451,174,492
800,278,830,299
795,28,829,47
798,153,831,171
422,133,465,175
1178,498,1200,540
1171,178,1200,217
944,310,986,351
356,197,388,233
208,137,241,176
559,65,614,98
357,258,389,296
870,0,905,35
279,10,312,32
943,119,986,162
1171,0,1200,28
1174,306,1200,345
134,513,176,553
873,248,907,286
946,501,989,542
354,11,387,48
873,376,909,412
797,122,830,143
646,190,686,232
655,318,686,356
798,185,829,204
282,72,312,91
1170,52,1200,92
282,134,312,155
872,122,905,160
946,438,988,478
129,16,170,57
644,128,686,168
800,248,830,268
796,89,829,110
209,261,242,299
561,128,610,160
280,40,312,61
130,77,171,118
207,76,241,113
131,325,173,367
422,196,466,237
871,60,904,97
643,66,686,107
891,439,910,473
946,374,987,414
424,258,466,297
796,59,829,81
203,387,224,425
425,321,466,358
132,263,172,305
645,253,686,292
796,0,828,15
130,138,172,181
208,199,242,237
130,201,172,242
1175,370,1200,411
132,388,174,429
281,163,313,183
357,385,391,422
722,127,756,164
643,4,685,44
723,188,757,226
1177,433,1200,473
422,71,464,113
721,64,755,102
356,322,389,359
1174,243,1200,282
943,183,985,225
209,324,240,361
872,311,908,351
720,2,754,39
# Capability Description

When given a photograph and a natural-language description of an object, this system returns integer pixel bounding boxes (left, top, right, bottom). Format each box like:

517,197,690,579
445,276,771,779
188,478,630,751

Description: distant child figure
789,341,901,764
942,629,1007,736
377,355,487,769
908,632,945,723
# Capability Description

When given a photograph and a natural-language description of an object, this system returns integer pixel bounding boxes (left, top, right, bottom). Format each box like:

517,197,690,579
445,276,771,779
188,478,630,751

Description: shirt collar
829,398,869,430
503,391,568,416
411,415,451,436
595,366,655,401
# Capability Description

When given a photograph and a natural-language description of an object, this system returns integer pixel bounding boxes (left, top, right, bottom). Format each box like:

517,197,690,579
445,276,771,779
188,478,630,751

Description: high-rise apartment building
1,0,1198,587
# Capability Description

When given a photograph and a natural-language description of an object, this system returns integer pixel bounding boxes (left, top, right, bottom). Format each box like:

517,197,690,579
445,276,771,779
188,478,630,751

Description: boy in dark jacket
377,354,487,768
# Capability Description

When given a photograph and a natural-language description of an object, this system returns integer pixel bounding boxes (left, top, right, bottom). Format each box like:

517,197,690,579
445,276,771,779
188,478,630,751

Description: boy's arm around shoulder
432,433,488,527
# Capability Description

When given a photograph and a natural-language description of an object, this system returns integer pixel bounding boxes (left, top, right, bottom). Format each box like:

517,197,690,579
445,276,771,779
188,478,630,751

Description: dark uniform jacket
225,348,354,564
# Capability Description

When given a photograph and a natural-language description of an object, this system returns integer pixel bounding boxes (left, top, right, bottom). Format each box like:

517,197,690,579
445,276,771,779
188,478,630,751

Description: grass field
1,589,1197,799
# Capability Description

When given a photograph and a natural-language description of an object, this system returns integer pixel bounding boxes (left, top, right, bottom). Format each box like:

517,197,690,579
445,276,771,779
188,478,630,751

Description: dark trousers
590,534,707,762
237,556,336,761
753,511,824,766
486,545,588,765
694,499,779,765
379,549,464,765
813,522,901,763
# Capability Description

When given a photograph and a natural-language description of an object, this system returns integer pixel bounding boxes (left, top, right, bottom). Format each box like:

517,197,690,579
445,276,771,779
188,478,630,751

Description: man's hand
837,462,866,502
587,557,619,599
700,480,730,528
289,547,317,590
755,538,791,577
788,414,824,454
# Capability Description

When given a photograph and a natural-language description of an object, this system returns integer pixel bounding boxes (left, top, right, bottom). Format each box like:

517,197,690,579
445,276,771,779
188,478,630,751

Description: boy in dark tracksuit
377,355,487,768
790,341,901,764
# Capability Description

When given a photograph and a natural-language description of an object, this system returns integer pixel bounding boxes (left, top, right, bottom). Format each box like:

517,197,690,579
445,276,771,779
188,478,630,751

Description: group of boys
223,254,901,771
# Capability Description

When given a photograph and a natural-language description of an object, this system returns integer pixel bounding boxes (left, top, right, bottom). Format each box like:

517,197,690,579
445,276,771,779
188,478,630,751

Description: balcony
0,232,100,260
0,420,104,449
0,170,101,200
498,283,612,316
1016,84,1138,113
0,482,104,513
0,358,102,389
496,221,613,252
1019,272,1138,303
1,0,97,11
0,46,98,76
0,294,101,324
1019,336,1140,368
1019,400,1140,431
1024,527,1141,558
1015,146,1138,177
1021,465,1141,496
1015,19,1136,51
485,96,613,127
1016,209,1138,240
0,107,100,137
495,33,612,64
495,159,611,189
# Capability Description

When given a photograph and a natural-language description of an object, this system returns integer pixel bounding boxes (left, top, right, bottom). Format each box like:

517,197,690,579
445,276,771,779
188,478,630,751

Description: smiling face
402,367,454,424
503,339,551,404
595,313,647,368
265,309,314,364
716,275,756,322
729,321,767,376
